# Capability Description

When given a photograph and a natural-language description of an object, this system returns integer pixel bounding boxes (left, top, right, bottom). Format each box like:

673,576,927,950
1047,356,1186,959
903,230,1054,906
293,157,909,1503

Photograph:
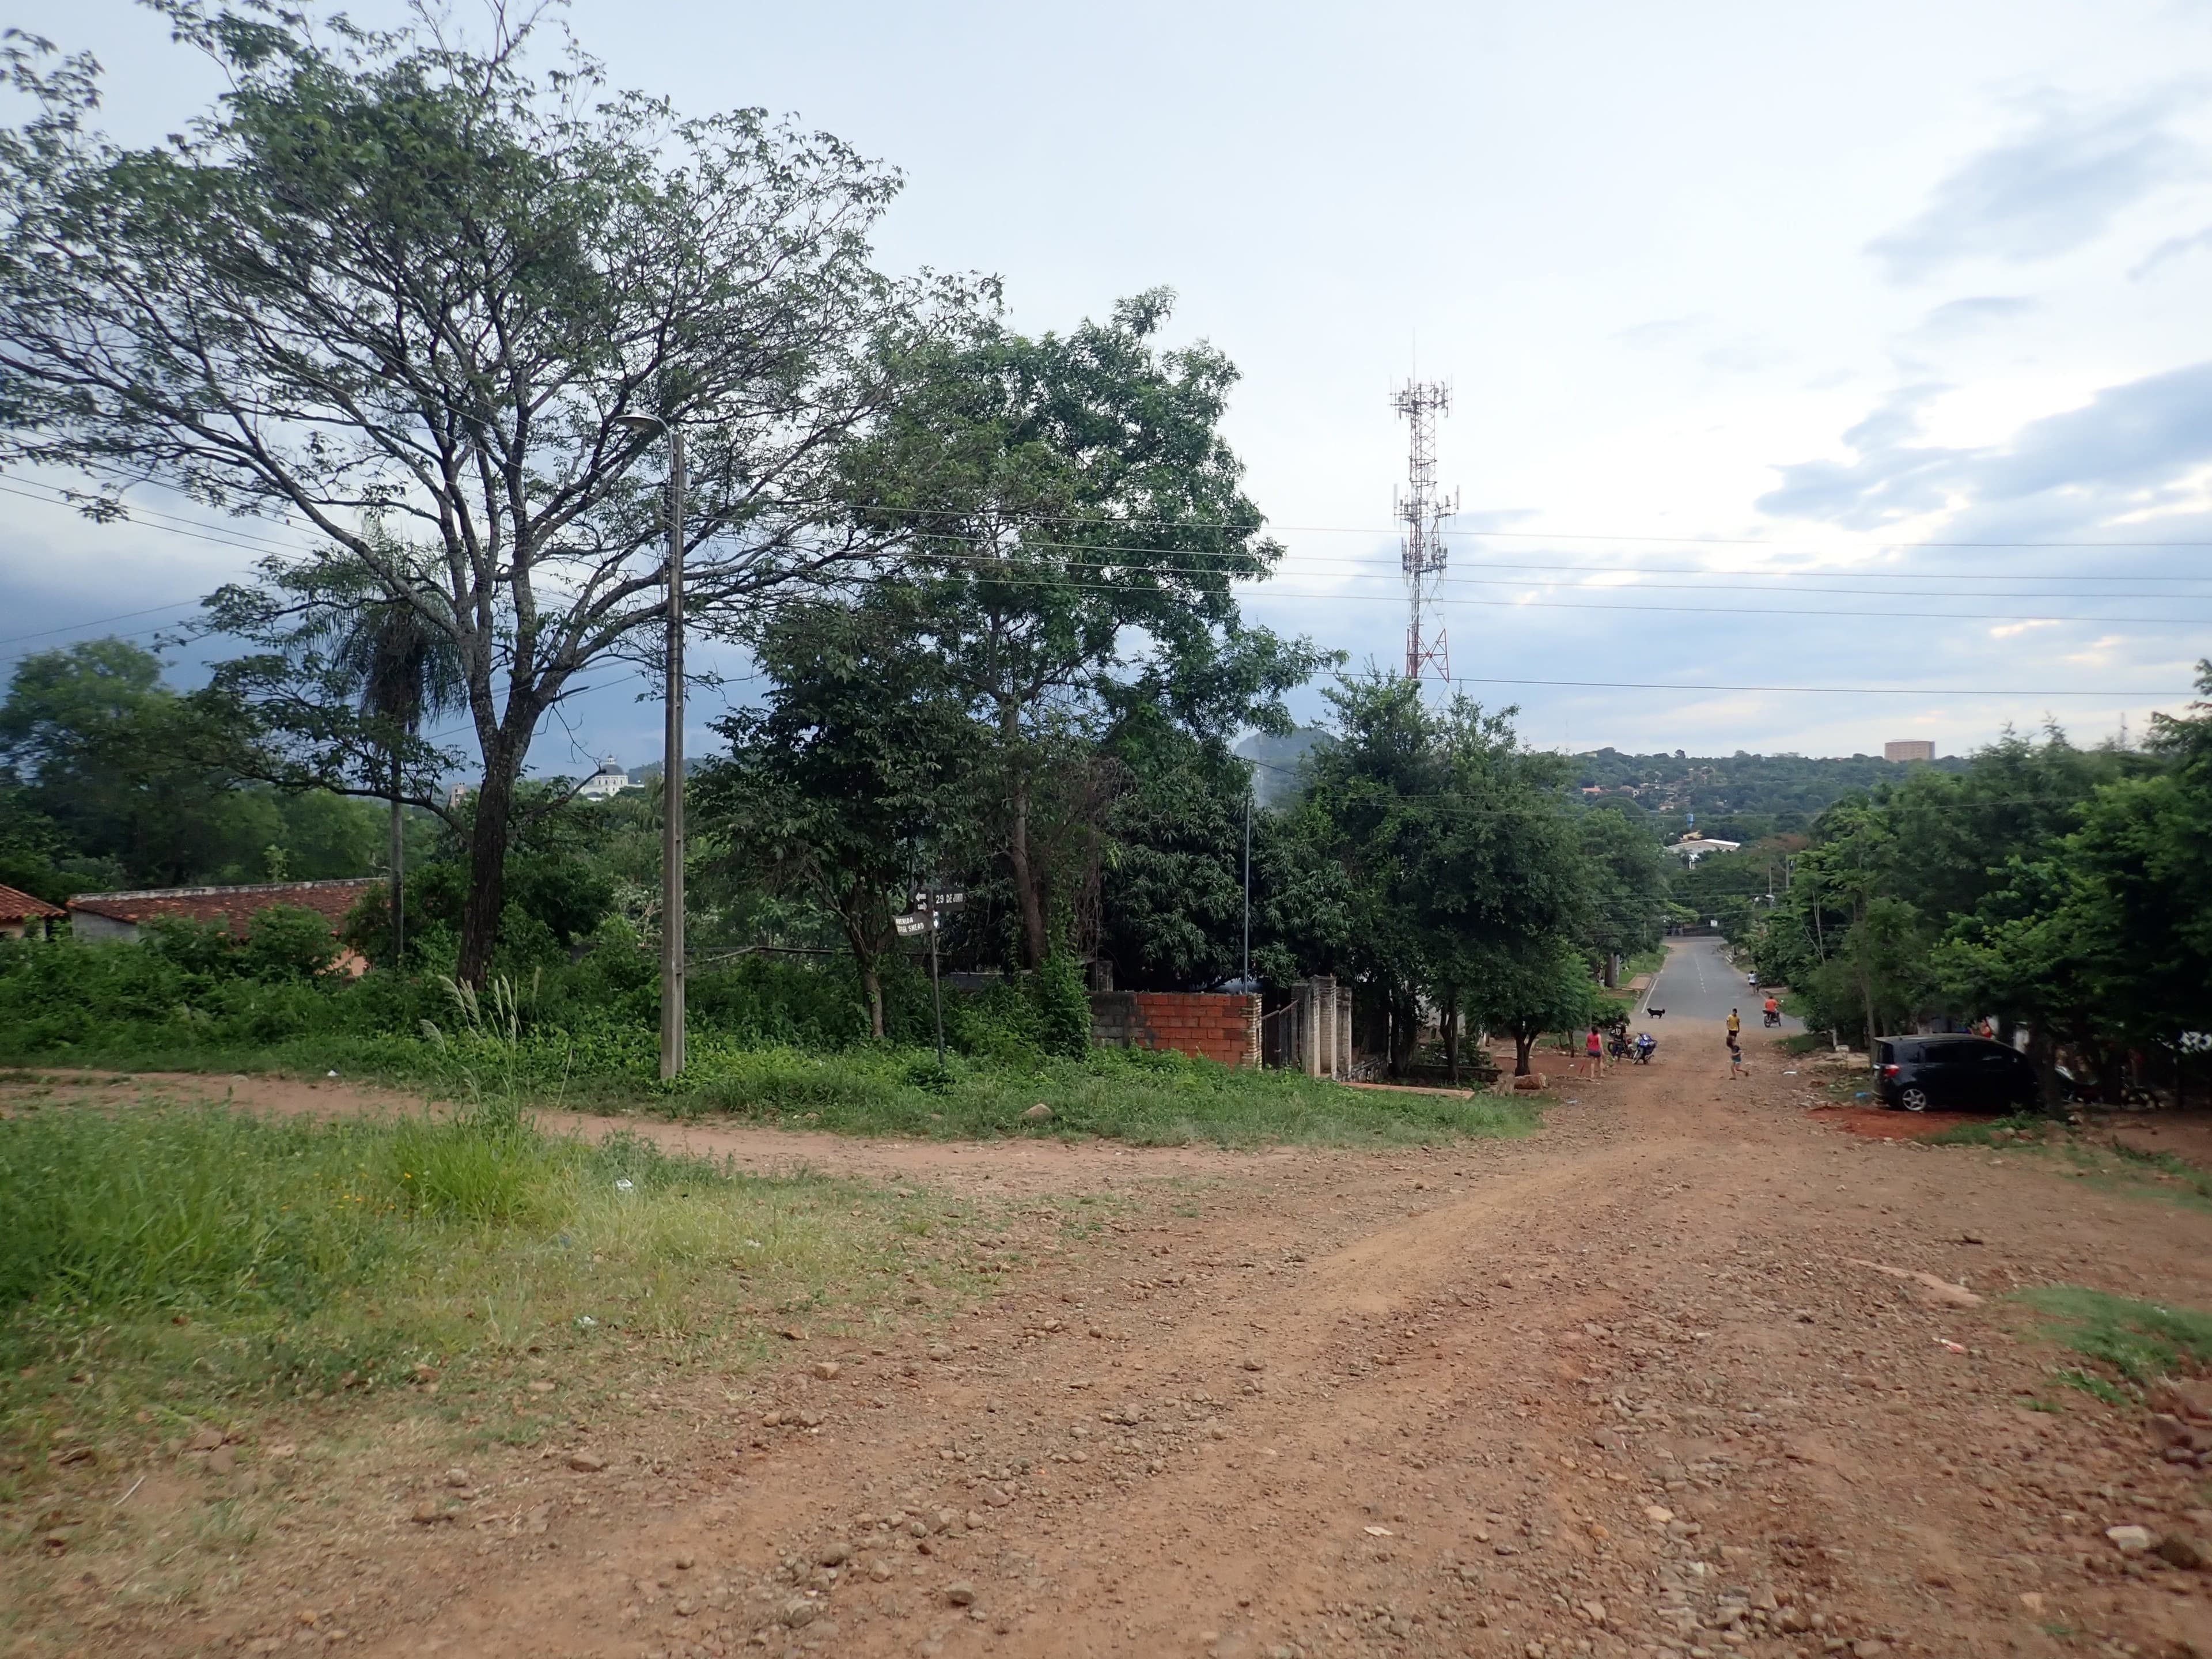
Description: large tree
0,6,955,981
827,293,1313,968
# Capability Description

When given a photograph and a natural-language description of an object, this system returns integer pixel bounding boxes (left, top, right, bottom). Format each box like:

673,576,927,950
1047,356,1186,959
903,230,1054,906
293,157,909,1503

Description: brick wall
1089,991,1259,1067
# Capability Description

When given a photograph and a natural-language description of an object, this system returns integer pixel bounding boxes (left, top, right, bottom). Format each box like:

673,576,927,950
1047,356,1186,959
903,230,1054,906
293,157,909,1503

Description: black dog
1646,1007,1666,1019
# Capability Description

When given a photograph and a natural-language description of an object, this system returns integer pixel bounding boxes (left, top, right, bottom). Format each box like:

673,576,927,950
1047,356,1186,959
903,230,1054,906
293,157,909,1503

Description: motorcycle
1632,1035,1658,1065
1762,1009,1781,1028
1607,1032,1636,1062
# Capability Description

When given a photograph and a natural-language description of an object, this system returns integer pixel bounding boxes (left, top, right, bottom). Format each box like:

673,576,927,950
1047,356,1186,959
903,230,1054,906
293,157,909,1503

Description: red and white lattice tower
1393,380,1455,681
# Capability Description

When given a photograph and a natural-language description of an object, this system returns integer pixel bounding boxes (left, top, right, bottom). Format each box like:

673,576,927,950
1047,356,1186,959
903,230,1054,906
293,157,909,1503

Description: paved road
1645,933,1802,1030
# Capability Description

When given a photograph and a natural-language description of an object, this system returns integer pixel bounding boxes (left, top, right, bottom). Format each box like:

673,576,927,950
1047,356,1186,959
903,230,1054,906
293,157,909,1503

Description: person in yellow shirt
1726,1008,1741,1037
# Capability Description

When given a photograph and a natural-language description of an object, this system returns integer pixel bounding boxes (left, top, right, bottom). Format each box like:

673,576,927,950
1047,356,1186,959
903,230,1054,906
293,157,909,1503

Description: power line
10,473,2210,621
0,599,206,647
14,471,2212,566
1444,673,2187,698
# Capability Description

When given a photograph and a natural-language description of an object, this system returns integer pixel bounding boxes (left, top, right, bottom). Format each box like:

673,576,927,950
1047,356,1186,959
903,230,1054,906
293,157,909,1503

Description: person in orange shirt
1763,994,1780,1027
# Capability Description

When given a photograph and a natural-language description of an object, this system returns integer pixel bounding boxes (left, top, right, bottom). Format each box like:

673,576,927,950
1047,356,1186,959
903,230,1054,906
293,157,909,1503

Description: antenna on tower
1392,379,1455,681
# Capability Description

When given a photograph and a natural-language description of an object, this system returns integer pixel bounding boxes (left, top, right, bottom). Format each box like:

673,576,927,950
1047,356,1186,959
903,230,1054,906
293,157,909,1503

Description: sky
5,0,2212,771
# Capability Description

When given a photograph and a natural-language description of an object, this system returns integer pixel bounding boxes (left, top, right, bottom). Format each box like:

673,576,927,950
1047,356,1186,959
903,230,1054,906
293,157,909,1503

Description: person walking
1584,1025,1604,1078
1727,1029,1747,1079
1726,1007,1742,1039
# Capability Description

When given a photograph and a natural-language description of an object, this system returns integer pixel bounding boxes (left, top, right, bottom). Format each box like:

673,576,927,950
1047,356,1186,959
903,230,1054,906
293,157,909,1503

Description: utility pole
614,412,686,1081
1393,380,1455,681
926,884,947,1069
1241,783,1252,987
662,427,686,1080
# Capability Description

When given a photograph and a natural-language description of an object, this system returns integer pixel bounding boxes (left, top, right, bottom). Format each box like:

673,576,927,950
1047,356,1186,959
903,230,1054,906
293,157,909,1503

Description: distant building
1666,835,1741,865
577,756,632,800
446,782,472,810
67,878,381,973
0,883,64,941
1885,740,1936,763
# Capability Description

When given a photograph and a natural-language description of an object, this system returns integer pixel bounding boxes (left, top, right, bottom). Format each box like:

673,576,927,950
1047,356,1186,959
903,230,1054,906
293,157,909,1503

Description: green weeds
2010,1285,2212,1391
0,940,1540,1147
0,1097,971,1449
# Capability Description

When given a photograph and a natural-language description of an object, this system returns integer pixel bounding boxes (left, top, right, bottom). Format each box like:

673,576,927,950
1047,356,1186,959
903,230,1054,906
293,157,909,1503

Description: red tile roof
0,883,65,922
67,878,382,936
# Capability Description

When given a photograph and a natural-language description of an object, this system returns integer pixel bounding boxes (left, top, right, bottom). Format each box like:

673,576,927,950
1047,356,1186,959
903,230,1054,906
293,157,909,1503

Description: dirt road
20,1021,2212,1659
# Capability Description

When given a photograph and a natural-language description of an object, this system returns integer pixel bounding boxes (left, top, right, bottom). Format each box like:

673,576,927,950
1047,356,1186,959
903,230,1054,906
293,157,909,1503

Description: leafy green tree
832,293,1319,967
0,10,959,983
696,603,972,1038
0,638,379,889
1573,807,1672,971
1297,673,1590,1076
1463,937,1597,1079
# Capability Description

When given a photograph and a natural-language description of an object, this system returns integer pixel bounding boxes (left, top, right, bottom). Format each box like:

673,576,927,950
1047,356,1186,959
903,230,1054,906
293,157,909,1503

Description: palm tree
330,595,464,967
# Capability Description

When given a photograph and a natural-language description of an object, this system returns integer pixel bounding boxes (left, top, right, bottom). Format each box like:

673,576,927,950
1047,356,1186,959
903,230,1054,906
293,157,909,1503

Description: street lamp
615,414,686,1080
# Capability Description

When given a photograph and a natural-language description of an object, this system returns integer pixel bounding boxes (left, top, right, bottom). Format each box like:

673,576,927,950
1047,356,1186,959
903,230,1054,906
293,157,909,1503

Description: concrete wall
1089,991,1260,1067
68,911,141,944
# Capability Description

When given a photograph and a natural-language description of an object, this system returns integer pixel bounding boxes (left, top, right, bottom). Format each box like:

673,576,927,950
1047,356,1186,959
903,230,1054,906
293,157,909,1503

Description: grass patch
2010,1285,2212,1391
1923,1112,2050,1147
0,1095,973,1480
2051,1366,2130,1407
658,1043,1539,1147
1922,1122,2212,1213
0,942,1541,1147
2106,1139,2212,1202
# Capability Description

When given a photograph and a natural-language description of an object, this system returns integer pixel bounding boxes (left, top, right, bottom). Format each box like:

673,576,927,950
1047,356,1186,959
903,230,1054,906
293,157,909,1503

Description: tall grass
0,937,1543,1146
0,1098,952,1424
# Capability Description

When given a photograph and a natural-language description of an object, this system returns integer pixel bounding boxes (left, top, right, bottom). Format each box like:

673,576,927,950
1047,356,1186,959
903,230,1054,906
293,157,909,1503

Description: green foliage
0,12,953,984
1028,953,1093,1059
1573,747,1968,841
832,291,1324,970
698,600,973,1037
2013,1285,2212,1387
665,1041,1536,1148
1287,672,1633,1074
1747,682,2212,1096
240,904,346,981
0,1093,945,1421
0,639,385,892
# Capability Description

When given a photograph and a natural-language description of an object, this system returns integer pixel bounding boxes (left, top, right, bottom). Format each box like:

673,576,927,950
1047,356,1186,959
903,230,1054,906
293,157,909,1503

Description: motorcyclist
1762,995,1781,1028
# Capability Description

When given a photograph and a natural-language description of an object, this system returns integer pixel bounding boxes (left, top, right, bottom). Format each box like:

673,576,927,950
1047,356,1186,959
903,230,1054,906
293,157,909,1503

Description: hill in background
1230,732,1960,842
1571,748,1963,841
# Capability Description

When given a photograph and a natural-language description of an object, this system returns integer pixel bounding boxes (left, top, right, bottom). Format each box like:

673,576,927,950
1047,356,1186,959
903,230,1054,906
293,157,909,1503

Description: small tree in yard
695,602,971,1040
0,5,961,983
1464,938,1595,1079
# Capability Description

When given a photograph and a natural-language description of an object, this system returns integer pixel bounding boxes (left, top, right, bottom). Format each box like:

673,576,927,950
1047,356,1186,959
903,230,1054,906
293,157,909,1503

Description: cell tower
1393,380,1456,681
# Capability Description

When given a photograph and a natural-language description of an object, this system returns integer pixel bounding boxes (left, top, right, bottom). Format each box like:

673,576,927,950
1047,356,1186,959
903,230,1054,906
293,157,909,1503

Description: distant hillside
1571,748,1965,840
1234,727,1332,808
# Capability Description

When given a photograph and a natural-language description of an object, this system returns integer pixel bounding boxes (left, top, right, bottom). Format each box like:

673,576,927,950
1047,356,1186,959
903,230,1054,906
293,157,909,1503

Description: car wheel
1899,1086,1932,1113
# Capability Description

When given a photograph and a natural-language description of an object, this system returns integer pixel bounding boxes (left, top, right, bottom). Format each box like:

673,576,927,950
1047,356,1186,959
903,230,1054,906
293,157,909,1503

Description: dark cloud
1758,362,2212,544
1867,91,2198,282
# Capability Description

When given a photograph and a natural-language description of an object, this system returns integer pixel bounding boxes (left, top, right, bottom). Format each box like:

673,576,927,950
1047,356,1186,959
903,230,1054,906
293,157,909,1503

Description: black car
1874,1035,2037,1113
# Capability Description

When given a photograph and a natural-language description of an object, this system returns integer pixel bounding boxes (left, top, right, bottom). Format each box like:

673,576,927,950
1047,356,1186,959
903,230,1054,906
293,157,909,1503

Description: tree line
1744,693,2212,1102
0,3,1672,1075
